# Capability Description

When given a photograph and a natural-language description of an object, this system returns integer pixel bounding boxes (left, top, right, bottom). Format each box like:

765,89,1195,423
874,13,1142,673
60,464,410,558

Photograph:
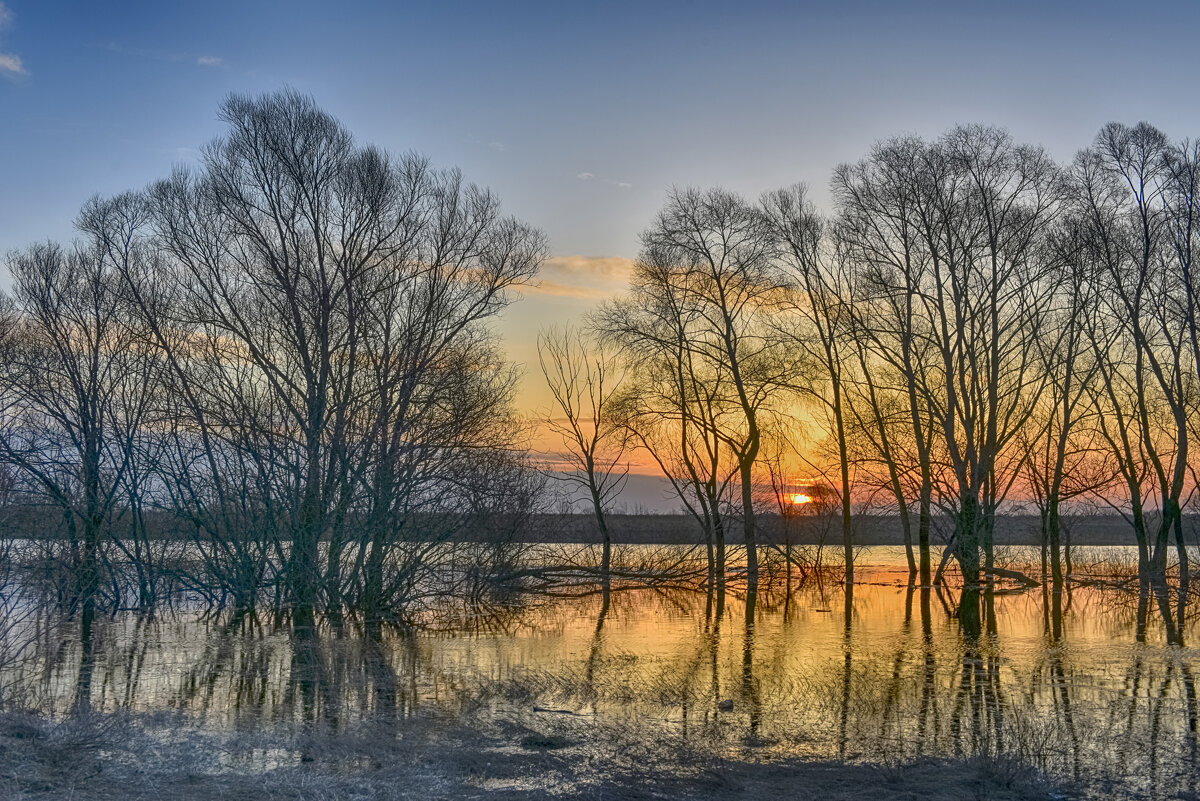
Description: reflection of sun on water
790,493,813,505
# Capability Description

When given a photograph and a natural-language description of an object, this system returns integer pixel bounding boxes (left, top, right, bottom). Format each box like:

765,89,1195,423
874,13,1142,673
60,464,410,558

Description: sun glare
790,493,813,505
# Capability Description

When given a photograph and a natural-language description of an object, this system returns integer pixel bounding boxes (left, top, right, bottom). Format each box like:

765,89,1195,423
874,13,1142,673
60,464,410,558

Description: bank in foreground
0,709,1059,801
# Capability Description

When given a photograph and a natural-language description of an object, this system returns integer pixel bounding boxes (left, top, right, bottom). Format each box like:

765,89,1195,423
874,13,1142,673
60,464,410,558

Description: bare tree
925,126,1063,591
833,127,1064,604
0,235,155,616
635,188,793,593
538,325,628,575
601,258,739,587
347,164,544,618
1020,214,1109,586
761,184,857,587
833,137,941,587
106,90,543,621
1076,122,1193,588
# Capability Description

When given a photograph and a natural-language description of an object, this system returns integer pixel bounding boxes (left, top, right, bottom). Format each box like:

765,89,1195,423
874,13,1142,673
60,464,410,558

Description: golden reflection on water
7,546,1200,796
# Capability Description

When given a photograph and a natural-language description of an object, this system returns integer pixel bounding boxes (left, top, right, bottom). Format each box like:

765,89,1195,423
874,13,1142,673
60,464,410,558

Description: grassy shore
0,708,1060,801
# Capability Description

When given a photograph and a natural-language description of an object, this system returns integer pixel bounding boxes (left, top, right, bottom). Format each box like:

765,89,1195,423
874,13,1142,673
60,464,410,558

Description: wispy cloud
528,280,613,300
525,255,635,300
0,52,23,77
488,141,505,152
101,40,223,69
0,2,26,78
576,170,631,189
544,255,634,281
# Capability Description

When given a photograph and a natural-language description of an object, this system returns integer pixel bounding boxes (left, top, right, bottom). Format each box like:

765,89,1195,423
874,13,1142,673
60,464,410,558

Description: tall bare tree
1020,214,1108,586
106,90,543,621
538,325,628,574
762,184,857,587
1076,122,1195,588
602,258,738,587
605,188,793,592
834,128,1063,601
0,235,155,616
834,137,940,587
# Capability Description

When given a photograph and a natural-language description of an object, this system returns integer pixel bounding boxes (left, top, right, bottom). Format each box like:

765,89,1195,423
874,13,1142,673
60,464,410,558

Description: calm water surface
4,545,1198,798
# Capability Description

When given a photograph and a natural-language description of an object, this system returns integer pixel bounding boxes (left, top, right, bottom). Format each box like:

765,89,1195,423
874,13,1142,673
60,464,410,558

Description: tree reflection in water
11,550,1200,798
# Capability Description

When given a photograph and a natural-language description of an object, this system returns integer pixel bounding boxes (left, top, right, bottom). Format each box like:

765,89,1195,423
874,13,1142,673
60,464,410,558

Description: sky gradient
3,0,1199,506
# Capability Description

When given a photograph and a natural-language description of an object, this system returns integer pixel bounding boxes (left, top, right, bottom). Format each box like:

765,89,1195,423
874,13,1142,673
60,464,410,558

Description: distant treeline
522,514,1171,548
3,504,1163,548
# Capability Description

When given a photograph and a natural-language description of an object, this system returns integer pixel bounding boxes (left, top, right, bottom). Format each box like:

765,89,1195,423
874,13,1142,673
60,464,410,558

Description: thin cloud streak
525,280,612,300
543,254,634,281
522,254,635,299
0,1,25,77
100,41,223,69
576,171,632,189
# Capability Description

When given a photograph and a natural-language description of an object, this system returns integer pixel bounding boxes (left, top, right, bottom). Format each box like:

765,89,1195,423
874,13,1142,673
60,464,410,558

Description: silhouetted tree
1076,122,1193,586
0,234,155,615
604,188,795,591
762,184,858,586
602,257,738,586
538,325,629,574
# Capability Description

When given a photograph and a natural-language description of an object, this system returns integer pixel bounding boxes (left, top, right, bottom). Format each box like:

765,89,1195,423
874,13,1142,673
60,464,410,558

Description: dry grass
0,707,1064,801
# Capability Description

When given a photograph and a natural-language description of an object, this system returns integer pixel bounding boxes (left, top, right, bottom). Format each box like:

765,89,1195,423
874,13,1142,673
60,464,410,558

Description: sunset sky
3,0,1199,503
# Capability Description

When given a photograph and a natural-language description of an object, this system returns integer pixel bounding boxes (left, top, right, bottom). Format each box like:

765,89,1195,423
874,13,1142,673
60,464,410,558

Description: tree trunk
918,478,932,587
1048,496,1063,587
740,460,758,593
956,493,981,591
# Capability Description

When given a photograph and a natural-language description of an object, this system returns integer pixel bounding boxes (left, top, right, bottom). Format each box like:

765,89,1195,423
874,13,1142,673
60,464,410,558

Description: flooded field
1,546,1197,799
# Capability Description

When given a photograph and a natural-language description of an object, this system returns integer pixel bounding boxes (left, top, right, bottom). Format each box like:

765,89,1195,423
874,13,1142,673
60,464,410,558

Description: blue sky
4,0,1200,260
3,0,1198,508
2,0,1200,457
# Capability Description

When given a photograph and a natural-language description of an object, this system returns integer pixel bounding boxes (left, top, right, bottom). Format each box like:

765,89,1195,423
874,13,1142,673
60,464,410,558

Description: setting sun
790,493,813,505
